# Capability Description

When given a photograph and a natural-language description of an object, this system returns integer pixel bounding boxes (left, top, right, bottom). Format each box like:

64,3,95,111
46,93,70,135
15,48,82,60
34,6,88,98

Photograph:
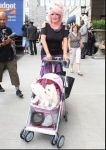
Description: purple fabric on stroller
40,56,63,77
40,63,52,77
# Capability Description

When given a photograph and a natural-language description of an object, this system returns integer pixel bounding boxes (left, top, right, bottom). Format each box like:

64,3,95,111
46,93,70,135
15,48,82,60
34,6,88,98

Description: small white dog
31,82,46,105
45,84,59,108
31,82,59,108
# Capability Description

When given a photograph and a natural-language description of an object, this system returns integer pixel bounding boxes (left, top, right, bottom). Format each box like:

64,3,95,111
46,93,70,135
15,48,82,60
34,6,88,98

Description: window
40,0,45,6
81,0,86,6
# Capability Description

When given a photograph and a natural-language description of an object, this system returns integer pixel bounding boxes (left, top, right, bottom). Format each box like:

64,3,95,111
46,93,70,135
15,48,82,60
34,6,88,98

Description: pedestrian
68,24,83,76
27,22,37,55
40,0,69,77
79,20,88,59
22,21,29,54
87,26,95,56
0,12,23,98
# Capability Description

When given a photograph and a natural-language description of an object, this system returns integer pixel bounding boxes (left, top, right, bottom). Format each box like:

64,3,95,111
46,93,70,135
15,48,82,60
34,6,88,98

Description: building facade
24,0,105,28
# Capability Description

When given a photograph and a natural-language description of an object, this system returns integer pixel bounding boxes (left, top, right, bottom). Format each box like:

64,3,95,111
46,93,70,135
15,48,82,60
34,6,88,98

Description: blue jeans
22,37,29,49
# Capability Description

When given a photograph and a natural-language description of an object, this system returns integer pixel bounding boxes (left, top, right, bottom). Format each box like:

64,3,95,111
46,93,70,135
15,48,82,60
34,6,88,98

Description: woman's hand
46,53,52,60
80,43,84,49
80,41,84,49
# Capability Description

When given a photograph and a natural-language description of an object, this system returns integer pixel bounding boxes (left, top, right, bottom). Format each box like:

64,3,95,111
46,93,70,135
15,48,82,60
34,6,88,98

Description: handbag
65,76,75,99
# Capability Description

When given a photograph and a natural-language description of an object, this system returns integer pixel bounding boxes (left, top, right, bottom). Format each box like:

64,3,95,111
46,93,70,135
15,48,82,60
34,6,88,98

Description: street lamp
81,6,88,16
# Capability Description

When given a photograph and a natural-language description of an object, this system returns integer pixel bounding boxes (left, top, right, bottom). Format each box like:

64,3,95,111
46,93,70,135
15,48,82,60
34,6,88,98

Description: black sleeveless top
41,22,68,56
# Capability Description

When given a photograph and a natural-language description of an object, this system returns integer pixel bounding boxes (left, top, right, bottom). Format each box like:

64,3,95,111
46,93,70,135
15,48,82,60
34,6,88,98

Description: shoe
81,57,85,59
26,51,29,54
77,73,83,76
70,69,74,73
0,85,5,92
30,53,34,55
24,50,26,53
34,52,37,55
88,53,92,56
16,89,23,98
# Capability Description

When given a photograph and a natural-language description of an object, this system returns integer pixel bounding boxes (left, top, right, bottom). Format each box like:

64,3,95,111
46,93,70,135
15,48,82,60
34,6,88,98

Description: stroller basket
30,104,59,128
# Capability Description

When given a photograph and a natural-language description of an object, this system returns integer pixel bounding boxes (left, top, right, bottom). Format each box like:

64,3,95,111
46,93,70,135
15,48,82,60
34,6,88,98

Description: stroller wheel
51,133,59,145
24,131,34,142
57,135,65,148
20,128,29,140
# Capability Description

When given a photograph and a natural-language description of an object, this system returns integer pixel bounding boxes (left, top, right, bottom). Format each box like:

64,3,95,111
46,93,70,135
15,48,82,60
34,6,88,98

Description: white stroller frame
20,57,70,149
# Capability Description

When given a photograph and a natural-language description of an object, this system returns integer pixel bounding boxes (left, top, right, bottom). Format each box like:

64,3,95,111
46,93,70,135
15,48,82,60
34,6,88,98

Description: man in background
27,21,37,55
79,20,88,59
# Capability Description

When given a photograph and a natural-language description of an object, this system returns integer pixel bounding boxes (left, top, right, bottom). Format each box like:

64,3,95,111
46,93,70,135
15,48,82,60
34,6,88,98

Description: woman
40,0,69,77
68,24,83,76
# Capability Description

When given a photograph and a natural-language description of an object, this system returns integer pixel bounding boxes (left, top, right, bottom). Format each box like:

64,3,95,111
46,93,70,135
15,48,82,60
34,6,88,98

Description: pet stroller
20,57,75,148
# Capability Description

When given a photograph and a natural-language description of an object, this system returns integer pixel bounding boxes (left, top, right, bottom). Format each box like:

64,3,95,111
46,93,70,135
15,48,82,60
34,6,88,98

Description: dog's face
45,84,56,98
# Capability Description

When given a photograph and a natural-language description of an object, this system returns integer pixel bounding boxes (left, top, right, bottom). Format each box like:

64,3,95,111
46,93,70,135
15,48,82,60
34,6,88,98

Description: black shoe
81,57,85,59
34,51,37,55
30,53,34,55
16,89,23,98
88,53,92,56
77,73,83,76
0,85,5,92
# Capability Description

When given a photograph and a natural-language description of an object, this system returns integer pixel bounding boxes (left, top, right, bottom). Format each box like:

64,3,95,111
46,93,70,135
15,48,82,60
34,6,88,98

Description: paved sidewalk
0,48,105,149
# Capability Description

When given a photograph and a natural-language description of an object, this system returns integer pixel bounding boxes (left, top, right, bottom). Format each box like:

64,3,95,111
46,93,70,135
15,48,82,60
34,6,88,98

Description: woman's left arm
62,37,68,60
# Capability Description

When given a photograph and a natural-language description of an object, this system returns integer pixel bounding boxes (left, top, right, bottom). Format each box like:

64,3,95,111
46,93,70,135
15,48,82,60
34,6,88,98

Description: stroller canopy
42,73,64,93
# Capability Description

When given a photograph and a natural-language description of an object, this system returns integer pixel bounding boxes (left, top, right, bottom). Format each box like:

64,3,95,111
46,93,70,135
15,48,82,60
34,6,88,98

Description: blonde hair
47,0,64,28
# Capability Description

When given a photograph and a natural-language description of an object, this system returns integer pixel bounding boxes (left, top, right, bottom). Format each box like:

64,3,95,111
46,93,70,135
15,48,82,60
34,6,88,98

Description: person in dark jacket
27,22,37,55
0,12,23,98
79,20,88,59
87,27,95,56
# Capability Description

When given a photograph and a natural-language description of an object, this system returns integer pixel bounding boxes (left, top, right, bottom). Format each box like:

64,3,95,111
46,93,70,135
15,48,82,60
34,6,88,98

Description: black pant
81,42,87,58
0,59,20,87
87,41,93,56
29,40,37,54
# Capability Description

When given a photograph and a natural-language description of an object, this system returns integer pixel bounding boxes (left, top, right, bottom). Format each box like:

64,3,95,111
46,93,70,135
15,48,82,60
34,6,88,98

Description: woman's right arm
41,34,52,60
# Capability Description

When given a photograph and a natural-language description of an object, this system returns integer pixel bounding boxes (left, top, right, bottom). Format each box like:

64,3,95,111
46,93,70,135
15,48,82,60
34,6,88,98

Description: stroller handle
42,56,70,68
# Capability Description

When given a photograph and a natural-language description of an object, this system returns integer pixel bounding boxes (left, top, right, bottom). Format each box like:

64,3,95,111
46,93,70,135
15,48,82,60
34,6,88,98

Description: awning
67,15,76,24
